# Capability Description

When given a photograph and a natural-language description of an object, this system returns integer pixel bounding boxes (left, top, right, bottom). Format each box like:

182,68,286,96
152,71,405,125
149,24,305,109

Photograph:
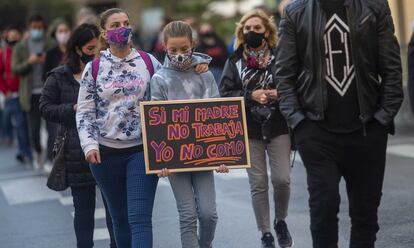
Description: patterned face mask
167,50,193,70
106,27,132,49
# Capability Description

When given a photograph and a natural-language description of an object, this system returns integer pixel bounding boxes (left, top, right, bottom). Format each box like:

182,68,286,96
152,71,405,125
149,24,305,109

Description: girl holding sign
220,10,293,248
150,21,229,248
76,9,209,248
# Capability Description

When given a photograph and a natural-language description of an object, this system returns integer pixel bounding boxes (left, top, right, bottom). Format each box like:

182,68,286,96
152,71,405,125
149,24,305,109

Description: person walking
12,14,55,169
76,8,209,248
39,23,116,248
42,19,72,172
220,9,293,248
151,20,229,248
276,0,403,247
0,26,32,163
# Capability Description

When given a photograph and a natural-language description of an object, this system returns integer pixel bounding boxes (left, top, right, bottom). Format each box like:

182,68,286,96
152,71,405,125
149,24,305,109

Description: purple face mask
106,27,132,48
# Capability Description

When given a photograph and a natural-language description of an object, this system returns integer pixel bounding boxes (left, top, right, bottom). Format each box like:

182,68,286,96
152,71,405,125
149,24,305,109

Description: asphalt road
0,134,413,248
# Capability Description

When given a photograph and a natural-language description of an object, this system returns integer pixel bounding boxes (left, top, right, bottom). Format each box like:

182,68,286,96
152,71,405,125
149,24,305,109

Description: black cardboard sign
140,97,251,174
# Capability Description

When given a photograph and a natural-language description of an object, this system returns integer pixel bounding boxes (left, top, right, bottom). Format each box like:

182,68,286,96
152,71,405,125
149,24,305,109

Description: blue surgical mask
31,29,44,40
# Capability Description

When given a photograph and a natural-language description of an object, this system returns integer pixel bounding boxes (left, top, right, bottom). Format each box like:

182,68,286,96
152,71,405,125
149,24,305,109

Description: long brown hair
234,9,278,50
97,8,130,53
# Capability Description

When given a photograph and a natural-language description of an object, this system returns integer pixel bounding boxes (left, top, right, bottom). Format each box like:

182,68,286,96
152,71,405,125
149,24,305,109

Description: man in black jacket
275,0,403,248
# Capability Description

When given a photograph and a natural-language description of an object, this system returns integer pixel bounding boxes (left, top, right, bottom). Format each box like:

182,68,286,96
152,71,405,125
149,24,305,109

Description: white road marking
59,196,73,206
71,207,106,220
387,144,414,159
0,176,60,205
94,227,110,241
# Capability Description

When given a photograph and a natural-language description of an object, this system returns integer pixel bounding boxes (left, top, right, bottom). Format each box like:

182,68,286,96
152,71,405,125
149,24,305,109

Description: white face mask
56,32,70,45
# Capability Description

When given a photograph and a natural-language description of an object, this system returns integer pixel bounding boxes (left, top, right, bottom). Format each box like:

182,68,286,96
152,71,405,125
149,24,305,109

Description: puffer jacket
39,65,95,187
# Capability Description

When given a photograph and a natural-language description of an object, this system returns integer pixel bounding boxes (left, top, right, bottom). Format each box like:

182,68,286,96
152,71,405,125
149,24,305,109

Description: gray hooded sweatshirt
150,52,220,101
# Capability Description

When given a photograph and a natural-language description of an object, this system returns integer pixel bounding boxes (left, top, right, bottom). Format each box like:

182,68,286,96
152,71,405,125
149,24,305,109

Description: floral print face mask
106,27,132,49
167,50,193,71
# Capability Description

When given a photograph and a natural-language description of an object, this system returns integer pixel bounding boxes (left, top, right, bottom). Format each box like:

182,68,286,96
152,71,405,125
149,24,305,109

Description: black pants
294,120,388,248
71,185,117,248
28,94,42,154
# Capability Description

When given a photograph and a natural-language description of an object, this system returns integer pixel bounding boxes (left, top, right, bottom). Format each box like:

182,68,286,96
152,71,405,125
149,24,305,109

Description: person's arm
274,8,305,130
76,62,99,156
11,42,32,76
205,71,220,98
373,0,404,126
407,32,414,85
0,49,7,94
149,74,168,101
39,74,76,126
219,58,256,107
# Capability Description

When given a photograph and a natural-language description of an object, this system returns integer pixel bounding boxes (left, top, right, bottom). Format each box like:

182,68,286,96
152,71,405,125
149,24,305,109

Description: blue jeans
3,98,31,158
89,151,158,248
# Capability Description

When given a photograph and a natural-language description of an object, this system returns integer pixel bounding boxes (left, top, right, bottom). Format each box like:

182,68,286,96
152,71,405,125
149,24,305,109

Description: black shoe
261,232,276,248
16,154,25,164
275,220,293,247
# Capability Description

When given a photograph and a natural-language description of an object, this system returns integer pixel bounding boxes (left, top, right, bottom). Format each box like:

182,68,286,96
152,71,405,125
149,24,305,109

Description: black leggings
71,185,117,248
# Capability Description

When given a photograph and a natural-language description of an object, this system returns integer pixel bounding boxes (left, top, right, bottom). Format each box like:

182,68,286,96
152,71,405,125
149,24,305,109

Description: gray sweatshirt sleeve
150,74,168,101
204,71,220,98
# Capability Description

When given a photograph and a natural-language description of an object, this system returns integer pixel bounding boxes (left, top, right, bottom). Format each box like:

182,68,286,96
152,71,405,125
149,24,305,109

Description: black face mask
80,53,94,64
244,31,265,48
5,39,18,47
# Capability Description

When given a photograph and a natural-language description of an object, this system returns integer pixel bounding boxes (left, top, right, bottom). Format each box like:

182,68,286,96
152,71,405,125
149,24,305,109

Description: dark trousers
3,97,32,158
294,120,388,248
89,151,158,248
28,94,42,154
71,185,117,248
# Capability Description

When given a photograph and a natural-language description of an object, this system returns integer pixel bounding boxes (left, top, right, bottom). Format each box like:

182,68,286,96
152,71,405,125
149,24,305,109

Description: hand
38,54,46,64
251,89,269,105
195,63,209,74
265,89,278,101
73,104,77,111
27,54,39,65
86,149,101,164
215,164,229,173
157,168,171,177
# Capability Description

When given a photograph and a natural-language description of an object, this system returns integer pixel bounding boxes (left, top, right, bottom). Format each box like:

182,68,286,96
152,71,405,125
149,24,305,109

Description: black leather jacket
275,0,403,134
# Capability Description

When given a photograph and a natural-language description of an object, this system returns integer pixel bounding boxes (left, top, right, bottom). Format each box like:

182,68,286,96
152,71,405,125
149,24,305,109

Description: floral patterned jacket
76,48,161,155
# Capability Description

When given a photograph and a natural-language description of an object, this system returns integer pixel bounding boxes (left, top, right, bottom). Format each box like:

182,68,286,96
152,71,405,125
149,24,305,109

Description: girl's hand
157,168,171,177
86,150,101,164
215,164,229,173
195,63,209,74
265,89,278,101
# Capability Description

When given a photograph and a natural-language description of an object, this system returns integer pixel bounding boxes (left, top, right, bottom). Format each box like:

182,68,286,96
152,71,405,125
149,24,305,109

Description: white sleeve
76,62,99,155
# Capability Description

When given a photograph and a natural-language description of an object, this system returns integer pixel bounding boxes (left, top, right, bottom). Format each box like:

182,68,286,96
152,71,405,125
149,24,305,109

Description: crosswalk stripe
0,176,61,205
59,196,73,206
94,228,110,241
71,207,107,220
387,144,414,159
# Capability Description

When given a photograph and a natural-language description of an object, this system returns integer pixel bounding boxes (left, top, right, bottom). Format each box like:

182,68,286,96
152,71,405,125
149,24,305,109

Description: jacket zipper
316,3,326,120
346,7,367,136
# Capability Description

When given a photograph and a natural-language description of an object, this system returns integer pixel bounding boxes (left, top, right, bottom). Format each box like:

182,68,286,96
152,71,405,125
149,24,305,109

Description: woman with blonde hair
220,9,293,248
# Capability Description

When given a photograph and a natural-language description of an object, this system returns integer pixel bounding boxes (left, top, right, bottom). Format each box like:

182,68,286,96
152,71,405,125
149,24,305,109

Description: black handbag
46,129,68,191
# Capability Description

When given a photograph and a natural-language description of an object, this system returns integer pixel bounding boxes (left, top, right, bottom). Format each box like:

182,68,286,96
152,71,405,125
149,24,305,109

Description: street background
1,0,414,247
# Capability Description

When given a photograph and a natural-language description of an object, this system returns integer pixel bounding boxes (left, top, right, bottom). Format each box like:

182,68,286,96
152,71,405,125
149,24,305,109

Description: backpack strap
137,50,155,77
91,58,100,82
